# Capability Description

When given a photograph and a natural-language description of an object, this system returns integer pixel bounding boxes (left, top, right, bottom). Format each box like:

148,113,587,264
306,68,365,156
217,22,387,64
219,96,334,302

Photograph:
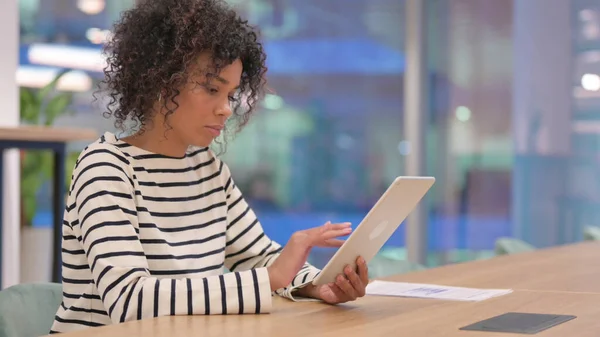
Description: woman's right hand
267,221,352,291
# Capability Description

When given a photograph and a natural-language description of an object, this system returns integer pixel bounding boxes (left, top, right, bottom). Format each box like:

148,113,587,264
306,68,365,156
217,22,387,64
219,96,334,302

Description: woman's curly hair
99,0,267,139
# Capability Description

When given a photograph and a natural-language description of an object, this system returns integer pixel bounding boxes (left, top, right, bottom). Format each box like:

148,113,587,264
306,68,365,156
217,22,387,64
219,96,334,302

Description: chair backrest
0,283,62,337
494,237,535,255
583,226,600,241
367,255,425,279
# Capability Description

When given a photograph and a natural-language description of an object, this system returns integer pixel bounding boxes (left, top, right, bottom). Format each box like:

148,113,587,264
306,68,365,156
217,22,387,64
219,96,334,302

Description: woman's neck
122,126,188,158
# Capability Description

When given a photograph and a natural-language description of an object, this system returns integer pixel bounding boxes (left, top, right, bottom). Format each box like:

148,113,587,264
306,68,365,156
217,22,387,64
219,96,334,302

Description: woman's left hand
306,256,369,304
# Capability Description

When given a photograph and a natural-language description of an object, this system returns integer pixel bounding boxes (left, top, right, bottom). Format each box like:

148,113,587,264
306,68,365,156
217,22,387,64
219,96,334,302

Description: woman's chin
189,136,214,148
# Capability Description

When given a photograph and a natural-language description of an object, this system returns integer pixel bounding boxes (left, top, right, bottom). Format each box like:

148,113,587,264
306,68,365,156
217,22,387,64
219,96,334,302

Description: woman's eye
198,83,218,94
228,96,236,102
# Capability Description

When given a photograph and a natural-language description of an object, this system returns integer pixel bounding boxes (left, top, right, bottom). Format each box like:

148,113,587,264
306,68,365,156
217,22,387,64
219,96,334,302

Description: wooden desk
384,241,600,294
0,126,97,143
0,126,97,286
45,291,600,337
44,242,600,336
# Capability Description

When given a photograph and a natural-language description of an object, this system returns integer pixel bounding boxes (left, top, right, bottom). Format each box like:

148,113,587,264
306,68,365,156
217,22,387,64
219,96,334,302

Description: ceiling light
77,0,105,15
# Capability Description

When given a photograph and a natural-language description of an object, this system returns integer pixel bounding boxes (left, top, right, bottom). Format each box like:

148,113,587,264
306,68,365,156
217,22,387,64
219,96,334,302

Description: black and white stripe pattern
50,132,320,334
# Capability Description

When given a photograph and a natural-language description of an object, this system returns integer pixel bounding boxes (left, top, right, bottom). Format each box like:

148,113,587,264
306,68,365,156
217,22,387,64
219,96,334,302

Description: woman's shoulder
67,133,136,196
74,132,133,172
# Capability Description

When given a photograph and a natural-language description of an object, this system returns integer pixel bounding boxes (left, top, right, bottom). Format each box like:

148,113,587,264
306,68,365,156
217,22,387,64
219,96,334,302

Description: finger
356,256,369,284
336,274,358,300
328,282,348,302
323,239,345,247
321,222,352,232
344,265,365,297
319,228,352,241
313,237,346,248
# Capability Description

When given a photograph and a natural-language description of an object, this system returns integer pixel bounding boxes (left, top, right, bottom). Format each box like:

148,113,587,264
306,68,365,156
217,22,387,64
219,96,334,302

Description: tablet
312,176,435,286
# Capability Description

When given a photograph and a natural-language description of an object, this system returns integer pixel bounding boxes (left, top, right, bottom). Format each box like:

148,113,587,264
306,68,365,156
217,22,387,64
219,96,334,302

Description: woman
50,0,368,333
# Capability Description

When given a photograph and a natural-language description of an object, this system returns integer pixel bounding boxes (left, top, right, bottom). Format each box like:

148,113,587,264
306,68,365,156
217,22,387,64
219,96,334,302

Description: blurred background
5,0,600,283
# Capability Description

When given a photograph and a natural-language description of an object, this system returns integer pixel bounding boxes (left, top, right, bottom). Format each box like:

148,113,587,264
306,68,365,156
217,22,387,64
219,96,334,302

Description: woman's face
160,53,243,148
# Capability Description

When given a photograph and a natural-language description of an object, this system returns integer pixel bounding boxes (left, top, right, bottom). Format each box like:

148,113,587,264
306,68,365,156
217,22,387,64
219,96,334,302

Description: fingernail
359,257,365,264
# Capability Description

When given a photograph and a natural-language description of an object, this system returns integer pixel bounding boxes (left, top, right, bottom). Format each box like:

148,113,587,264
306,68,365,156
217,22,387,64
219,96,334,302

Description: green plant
20,70,80,226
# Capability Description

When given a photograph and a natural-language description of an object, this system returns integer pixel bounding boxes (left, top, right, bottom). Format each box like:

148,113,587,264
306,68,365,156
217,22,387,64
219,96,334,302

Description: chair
494,237,535,255
0,283,62,337
367,255,425,279
583,226,600,241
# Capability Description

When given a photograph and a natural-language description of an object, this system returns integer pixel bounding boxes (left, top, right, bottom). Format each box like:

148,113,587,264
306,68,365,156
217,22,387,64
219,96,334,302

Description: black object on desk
0,139,67,287
459,312,577,334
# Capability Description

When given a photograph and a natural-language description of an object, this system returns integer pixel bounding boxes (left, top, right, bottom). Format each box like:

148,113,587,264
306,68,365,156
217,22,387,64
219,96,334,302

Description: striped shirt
50,132,320,334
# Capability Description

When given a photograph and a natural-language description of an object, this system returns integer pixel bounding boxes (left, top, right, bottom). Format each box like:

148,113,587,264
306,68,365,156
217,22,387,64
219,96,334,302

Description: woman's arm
72,146,273,324
220,162,321,299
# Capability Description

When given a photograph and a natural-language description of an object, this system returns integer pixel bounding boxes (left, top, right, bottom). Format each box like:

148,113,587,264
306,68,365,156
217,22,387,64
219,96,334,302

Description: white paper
366,280,513,302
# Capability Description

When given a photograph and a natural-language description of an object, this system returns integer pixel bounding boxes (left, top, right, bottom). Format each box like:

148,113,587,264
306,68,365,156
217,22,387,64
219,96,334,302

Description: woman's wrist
267,266,283,291
294,283,319,299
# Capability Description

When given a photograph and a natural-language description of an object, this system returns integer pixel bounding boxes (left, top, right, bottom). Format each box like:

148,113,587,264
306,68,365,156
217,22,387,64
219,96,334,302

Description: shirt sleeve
220,161,321,301
71,146,273,324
